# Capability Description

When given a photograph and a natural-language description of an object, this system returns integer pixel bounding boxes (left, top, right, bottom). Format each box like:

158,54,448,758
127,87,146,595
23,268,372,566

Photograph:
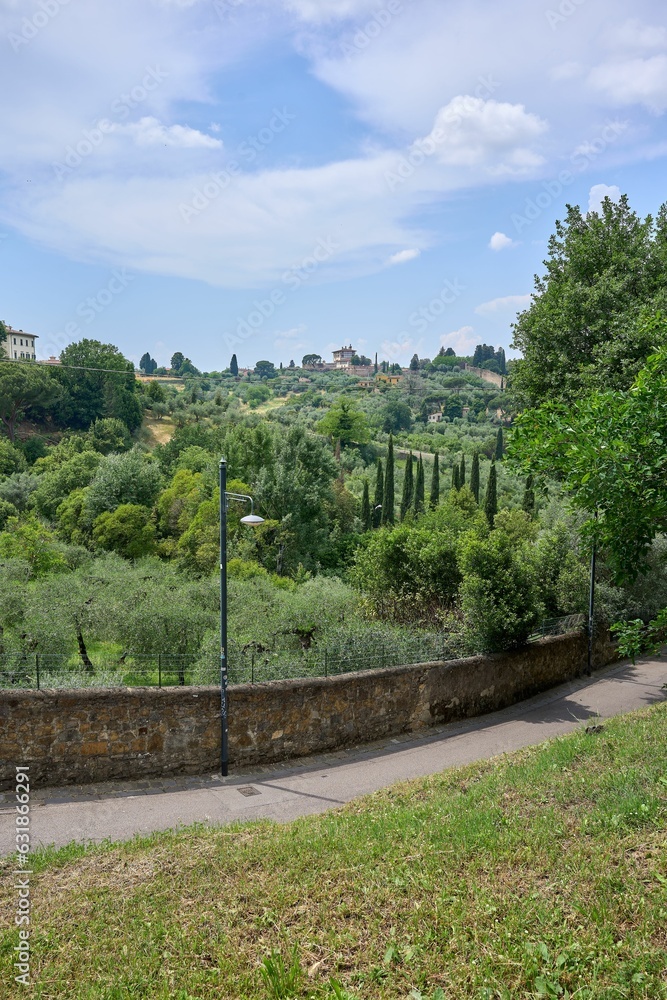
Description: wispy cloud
475,294,531,315
387,248,420,265
113,117,223,149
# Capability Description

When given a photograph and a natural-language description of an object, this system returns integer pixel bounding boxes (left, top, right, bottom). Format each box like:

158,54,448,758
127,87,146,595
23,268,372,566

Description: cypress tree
470,452,480,503
361,479,371,531
459,453,466,488
484,461,498,527
451,463,460,491
413,456,425,516
382,435,395,524
230,353,239,376
495,427,504,461
400,452,414,520
522,474,536,518
374,352,378,374
373,459,384,528
429,452,440,509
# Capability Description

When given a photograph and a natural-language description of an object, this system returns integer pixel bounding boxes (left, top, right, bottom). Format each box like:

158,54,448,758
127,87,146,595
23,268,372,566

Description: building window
14,352,17,358
13,338,16,344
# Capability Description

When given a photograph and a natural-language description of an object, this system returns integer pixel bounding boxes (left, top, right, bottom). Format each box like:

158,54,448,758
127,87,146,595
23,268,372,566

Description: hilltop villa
1,325,38,361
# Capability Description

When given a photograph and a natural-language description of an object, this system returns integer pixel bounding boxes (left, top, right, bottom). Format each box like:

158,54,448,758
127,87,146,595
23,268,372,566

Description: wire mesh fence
0,615,588,691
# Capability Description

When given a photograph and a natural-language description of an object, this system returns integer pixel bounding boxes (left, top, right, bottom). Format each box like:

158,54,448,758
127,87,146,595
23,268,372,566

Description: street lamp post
219,457,264,777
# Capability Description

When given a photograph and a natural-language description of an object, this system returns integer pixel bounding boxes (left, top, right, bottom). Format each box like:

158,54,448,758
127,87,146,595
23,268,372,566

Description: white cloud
440,325,476,355
274,325,307,350
113,117,223,149
475,294,531,316
588,183,622,214
550,62,583,81
605,19,667,52
488,231,516,251
417,96,547,175
283,0,378,23
589,55,667,113
387,248,420,265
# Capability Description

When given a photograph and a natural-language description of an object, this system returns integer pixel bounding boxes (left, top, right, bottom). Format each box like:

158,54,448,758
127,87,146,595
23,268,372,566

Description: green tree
0,516,69,576
254,360,277,379
522,474,536,517
361,479,371,531
483,461,497,527
413,456,425,516
33,449,102,519
495,427,504,461
139,353,157,374
0,438,26,477
0,363,61,442
301,354,322,367
451,463,460,491
373,459,384,528
54,340,137,431
85,451,162,524
87,417,132,455
170,352,185,373
509,336,667,582
409,353,419,371
318,400,369,448
510,195,667,406
230,353,239,376
458,525,542,652
470,452,480,503
92,504,156,559
380,398,412,433
400,453,414,521
382,435,395,525
429,452,440,509
459,452,466,487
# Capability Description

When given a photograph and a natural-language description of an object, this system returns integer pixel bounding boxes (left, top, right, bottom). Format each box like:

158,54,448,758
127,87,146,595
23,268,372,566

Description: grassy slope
2,705,667,999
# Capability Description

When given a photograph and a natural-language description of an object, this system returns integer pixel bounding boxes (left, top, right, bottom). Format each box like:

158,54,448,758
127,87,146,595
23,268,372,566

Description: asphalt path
1,654,666,855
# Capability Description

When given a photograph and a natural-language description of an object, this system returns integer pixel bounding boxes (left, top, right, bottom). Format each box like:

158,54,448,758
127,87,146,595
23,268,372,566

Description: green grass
2,705,667,998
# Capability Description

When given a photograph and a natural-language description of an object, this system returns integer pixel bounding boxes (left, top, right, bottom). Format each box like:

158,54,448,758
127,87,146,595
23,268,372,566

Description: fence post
158,653,161,689
35,654,40,691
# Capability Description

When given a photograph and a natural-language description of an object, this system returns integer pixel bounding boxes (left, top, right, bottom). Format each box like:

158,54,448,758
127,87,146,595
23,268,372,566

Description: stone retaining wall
0,632,617,789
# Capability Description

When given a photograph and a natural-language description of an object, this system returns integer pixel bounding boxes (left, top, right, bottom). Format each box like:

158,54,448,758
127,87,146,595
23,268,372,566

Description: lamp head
240,513,265,527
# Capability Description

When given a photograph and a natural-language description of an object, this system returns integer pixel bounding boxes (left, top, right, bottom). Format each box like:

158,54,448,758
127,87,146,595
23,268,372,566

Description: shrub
458,526,542,652
92,504,156,559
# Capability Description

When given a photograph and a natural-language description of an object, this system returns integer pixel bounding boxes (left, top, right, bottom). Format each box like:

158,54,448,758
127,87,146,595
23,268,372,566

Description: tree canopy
510,195,667,407
510,332,667,582
0,362,61,441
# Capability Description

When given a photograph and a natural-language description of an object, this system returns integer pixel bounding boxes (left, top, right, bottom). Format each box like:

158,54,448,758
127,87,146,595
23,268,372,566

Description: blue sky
1,0,667,371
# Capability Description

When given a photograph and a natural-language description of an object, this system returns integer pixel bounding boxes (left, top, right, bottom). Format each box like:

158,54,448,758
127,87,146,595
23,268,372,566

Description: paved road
2,654,666,856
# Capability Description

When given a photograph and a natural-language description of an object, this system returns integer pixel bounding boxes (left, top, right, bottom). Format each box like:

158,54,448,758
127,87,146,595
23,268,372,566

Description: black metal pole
219,458,228,777
587,528,597,677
